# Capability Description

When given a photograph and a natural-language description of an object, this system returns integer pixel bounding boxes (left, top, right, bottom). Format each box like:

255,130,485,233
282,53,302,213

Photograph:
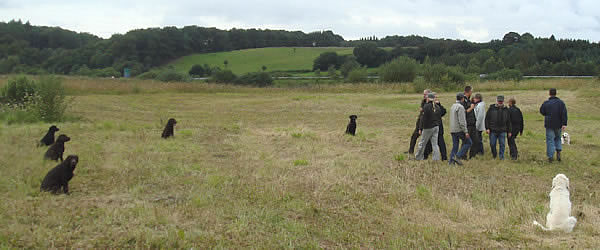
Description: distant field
168,47,354,75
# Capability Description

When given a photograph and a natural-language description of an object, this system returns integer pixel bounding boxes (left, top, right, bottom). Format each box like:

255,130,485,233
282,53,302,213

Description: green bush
188,64,207,77
422,64,465,90
423,64,447,84
0,75,36,104
156,69,189,82
212,70,238,83
347,67,368,83
31,76,70,122
447,68,466,84
487,68,523,81
93,67,120,78
236,72,273,87
327,65,338,80
412,78,431,93
380,56,418,83
340,59,360,78
137,71,159,80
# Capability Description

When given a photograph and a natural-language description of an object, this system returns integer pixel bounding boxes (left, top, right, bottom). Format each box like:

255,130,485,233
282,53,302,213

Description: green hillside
169,47,354,75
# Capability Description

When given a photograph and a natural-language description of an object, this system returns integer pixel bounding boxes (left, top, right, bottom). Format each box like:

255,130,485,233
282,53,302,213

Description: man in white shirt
473,93,486,156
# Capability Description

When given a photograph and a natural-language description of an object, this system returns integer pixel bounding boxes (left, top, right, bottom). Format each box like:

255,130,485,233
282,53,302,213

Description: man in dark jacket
408,89,431,154
415,93,441,160
424,93,447,160
507,98,524,160
462,86,480,159
485,95,512,160
540,88,568,162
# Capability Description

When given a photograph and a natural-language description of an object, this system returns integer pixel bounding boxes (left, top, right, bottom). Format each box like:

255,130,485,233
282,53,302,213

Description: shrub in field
487,68,523,81
189,64,207,77
447,67,466,84
31,76,70,122
380,56,418,83
327,65,338,80
212,70,238,83
137,71,159,80
0,75,36,104
313,52,340,71
340,59,360,78
93,67,120,78
156,69,189,82
422,64,465,91
236,72,273,87
70,65,94,76
423,64,447,84
412,78,431,93
347,67,368,83
1,75,71,123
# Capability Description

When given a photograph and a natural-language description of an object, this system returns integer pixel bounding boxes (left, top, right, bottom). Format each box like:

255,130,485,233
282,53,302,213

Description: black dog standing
39,125,59,146
44,134,70,161
40,155,79,194
345,115,358,136
161,118,177,138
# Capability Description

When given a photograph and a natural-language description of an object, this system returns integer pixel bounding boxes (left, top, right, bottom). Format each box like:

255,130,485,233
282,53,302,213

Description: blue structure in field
123,68,131,78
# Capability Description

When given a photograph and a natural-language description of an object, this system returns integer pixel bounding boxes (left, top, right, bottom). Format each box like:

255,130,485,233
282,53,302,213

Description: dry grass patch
1,79,600,248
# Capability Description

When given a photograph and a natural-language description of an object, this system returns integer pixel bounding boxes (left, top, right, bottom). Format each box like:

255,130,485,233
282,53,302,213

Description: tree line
0,20,343,76
317,32,600,77
1,20,600,78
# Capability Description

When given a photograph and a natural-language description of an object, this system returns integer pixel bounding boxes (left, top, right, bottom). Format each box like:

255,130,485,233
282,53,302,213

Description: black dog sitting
40,155,78,194
44,134,71,161
345,115,358,136
39,125,59,146
161,118,177,138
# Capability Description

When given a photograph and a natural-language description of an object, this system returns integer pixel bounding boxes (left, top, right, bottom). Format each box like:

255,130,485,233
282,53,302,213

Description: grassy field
1,77,600,248
168,47,354,75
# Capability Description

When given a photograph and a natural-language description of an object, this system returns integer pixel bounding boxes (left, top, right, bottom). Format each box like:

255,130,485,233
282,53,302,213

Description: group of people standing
409,86,566,165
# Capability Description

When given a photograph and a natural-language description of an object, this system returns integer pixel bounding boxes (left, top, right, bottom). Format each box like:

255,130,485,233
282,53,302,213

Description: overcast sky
1,0,599,42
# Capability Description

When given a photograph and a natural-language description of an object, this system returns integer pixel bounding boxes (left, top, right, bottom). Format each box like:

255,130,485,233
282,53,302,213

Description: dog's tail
533,220,550,231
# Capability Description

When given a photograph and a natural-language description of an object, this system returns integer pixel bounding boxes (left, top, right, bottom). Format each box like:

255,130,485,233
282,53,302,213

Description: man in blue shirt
540,88,568,163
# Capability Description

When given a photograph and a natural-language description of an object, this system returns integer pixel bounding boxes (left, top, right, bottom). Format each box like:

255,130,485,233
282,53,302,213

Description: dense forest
344,32,600,76
0,20,343,76
1,20,599,77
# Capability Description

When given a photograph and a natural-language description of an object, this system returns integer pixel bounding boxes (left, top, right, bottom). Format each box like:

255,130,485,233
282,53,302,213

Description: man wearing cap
423,93,448,161
540,88,568,162
485,95,512,160
449,93,471,165
415,92,441,160
408,89,431,155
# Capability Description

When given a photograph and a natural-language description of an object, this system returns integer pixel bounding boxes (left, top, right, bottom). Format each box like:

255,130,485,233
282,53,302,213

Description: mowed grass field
1,78,600,248
169,47,353,75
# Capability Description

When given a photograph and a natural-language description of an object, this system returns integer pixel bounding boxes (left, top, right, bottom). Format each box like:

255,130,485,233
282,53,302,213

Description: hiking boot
556,151,561,162
548,157,553,163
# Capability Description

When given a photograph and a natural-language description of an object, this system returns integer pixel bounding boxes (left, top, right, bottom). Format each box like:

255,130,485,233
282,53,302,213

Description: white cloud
0,0,599,42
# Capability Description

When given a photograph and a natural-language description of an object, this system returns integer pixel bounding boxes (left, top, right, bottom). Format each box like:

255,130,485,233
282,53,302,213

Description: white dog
533,174,577,232
561,132,571,145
